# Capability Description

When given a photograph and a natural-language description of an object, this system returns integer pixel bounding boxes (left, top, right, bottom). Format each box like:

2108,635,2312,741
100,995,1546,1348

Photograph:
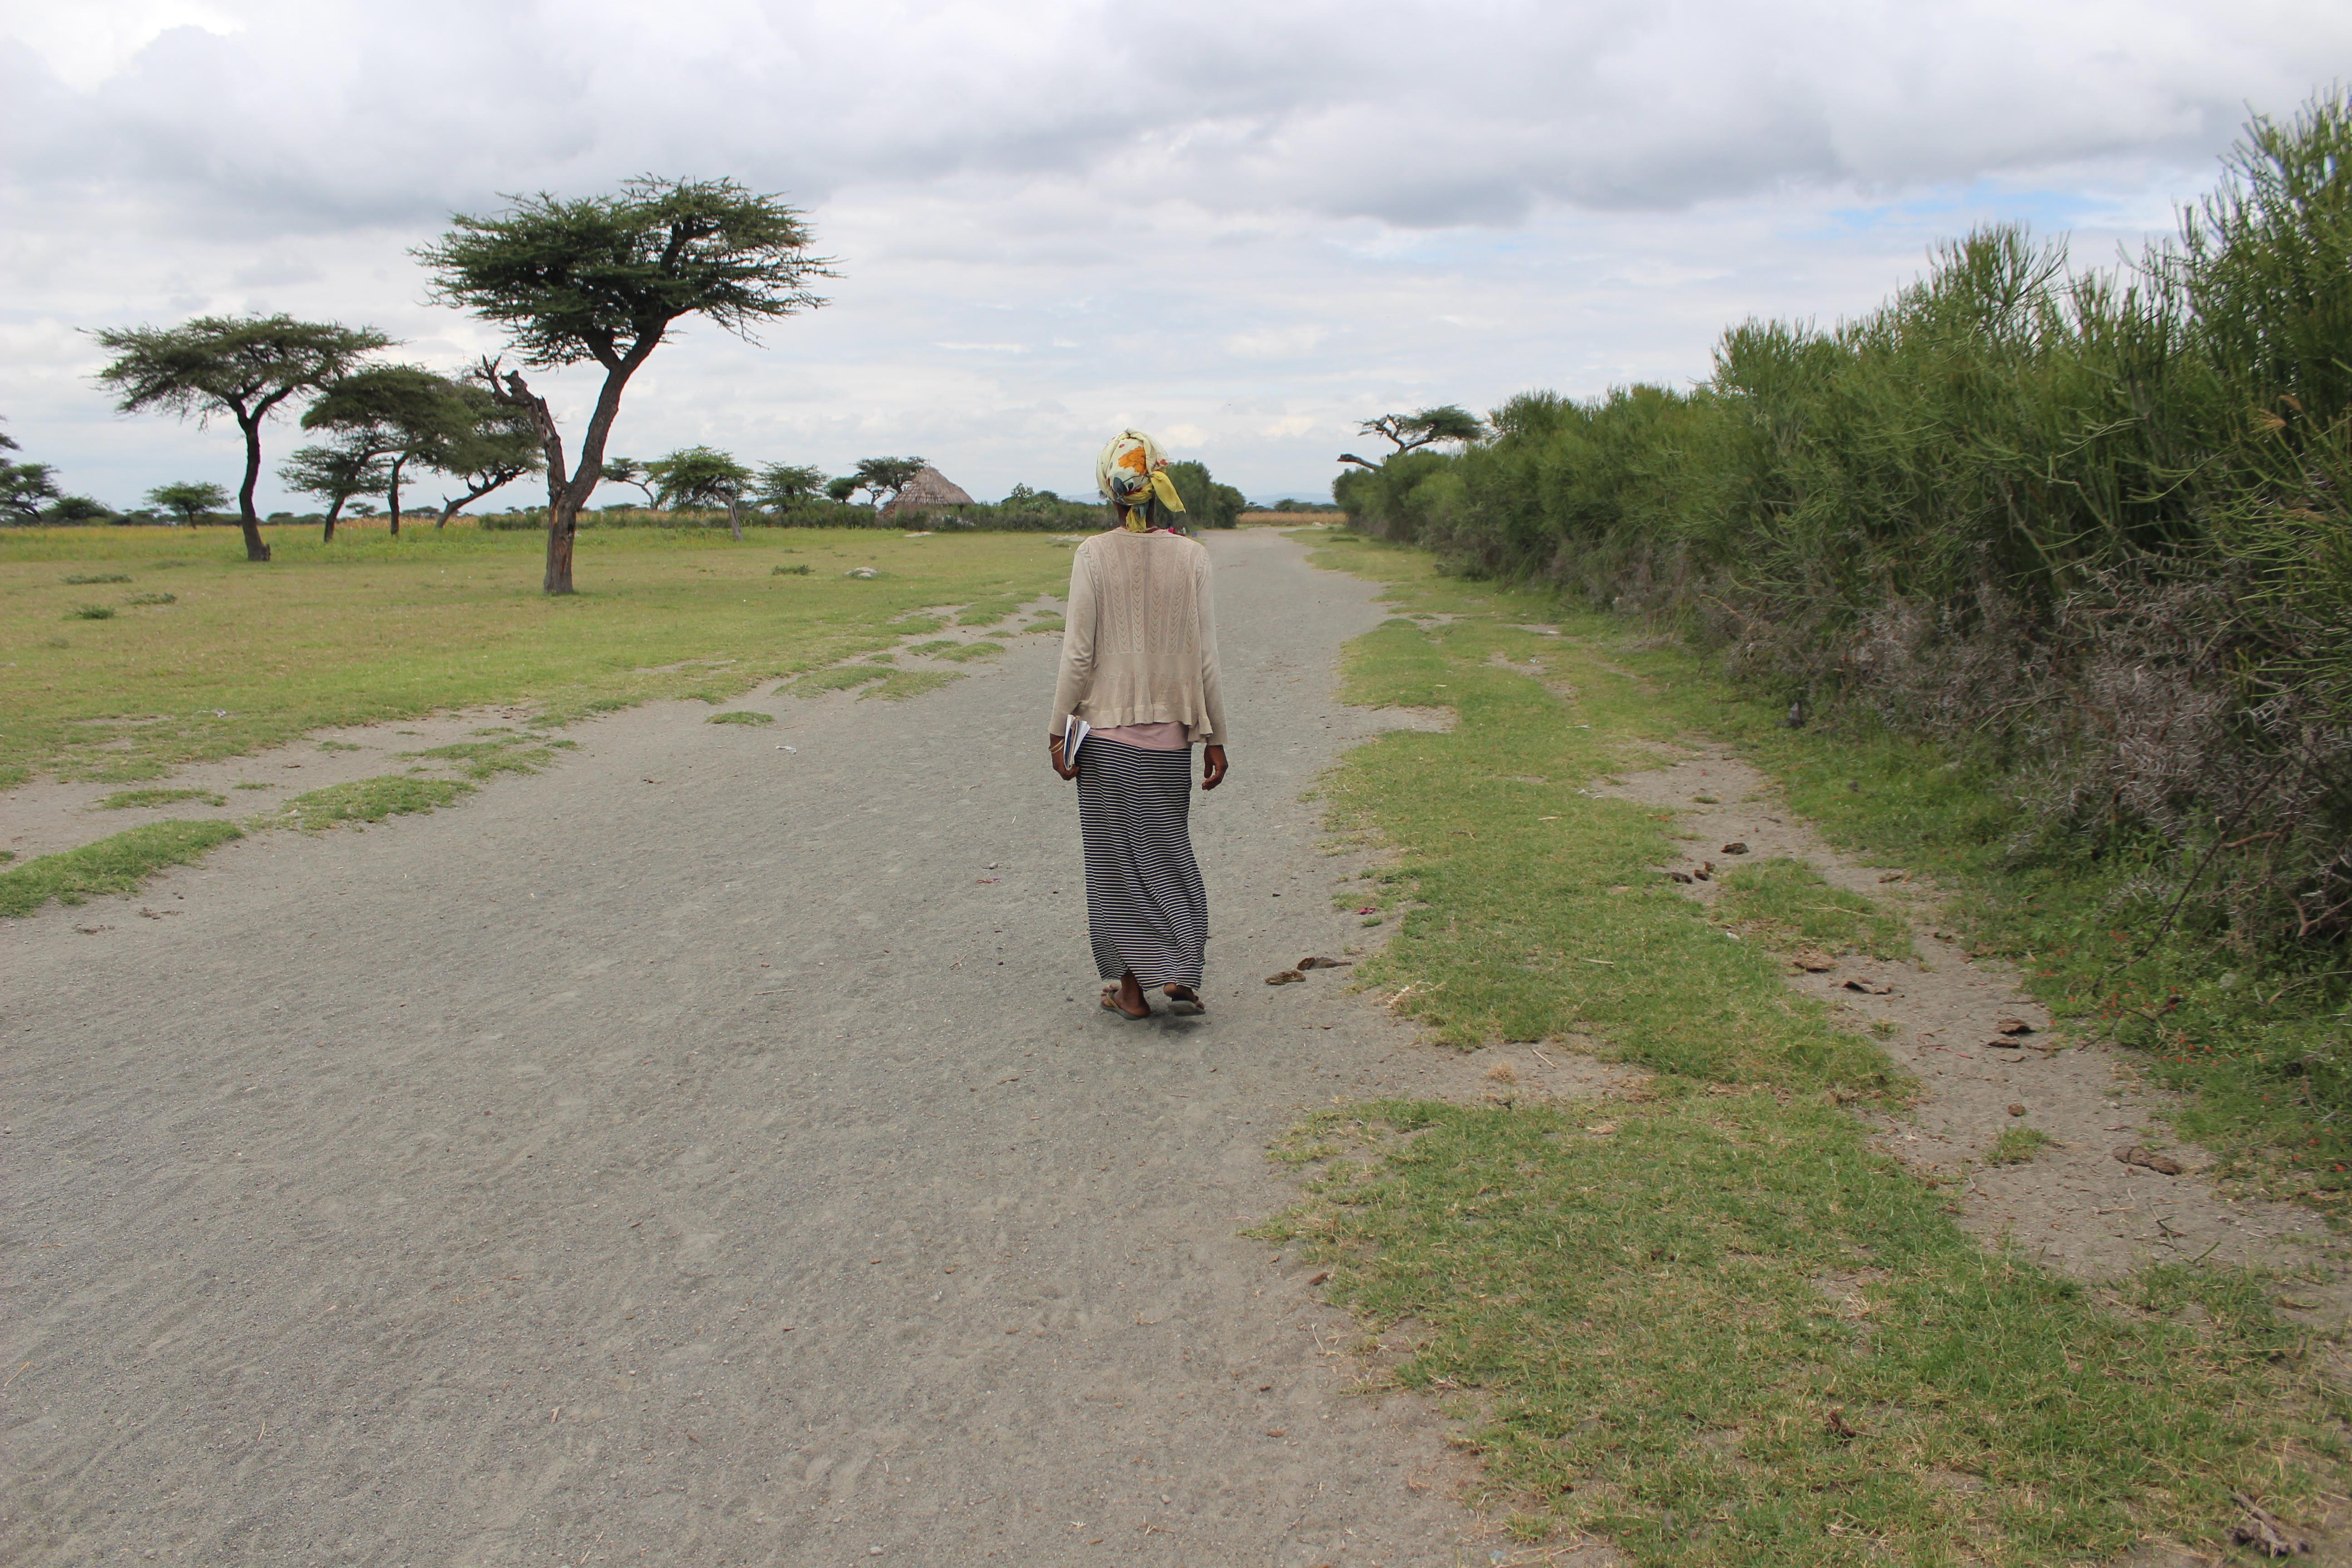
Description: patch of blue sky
1810,176,2185,248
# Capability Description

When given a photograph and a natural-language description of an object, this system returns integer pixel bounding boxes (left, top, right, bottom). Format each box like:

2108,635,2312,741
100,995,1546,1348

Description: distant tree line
20,172,1248,588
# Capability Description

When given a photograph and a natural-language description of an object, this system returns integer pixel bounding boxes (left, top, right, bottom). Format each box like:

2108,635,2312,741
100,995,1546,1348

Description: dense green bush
1163,461,1245,528
1337,90,2352,966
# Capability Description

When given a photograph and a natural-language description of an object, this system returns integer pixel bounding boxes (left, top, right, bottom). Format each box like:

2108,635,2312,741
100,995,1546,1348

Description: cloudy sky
3,0,2347,512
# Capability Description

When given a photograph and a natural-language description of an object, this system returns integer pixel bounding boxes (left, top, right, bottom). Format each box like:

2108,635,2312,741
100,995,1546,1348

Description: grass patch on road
401,730,575,779
919,639,1004,663
789,665,890,696
1984,1126,2056,1166
1271,532,2348,1564
862,670,958,701
0,524,1069,789
278,775,475,831
1712,858,1911,961
0,820,244,916
99,786,226,810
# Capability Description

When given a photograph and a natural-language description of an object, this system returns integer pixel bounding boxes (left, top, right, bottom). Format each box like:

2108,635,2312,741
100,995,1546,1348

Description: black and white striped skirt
1076,738,1207,987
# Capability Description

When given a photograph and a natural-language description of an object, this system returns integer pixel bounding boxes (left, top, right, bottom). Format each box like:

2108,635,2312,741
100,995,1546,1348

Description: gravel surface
5,531,1507,1567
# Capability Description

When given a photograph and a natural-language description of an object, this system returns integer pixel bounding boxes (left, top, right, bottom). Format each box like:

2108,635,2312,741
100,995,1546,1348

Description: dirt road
4,531,1504,1567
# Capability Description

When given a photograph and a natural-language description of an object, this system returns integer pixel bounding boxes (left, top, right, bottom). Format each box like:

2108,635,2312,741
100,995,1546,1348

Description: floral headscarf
1096,429,1187,532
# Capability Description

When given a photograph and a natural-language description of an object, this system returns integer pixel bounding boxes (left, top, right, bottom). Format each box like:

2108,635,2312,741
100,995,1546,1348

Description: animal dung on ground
1841,978,1893,995
1721,841,1750,855
2113,1144,2184,1176
1297,956,1352,970
1825,1407,1859,1442
1793,949,1836,972
1665,870,1695,884
1265,970,1305,985
2230,1491,2310,1557
2006,1103,2027,1117
1993,1017,2035,1035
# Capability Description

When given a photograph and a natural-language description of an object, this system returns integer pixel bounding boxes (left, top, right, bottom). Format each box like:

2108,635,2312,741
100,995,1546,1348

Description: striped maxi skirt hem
1076,736,1207,988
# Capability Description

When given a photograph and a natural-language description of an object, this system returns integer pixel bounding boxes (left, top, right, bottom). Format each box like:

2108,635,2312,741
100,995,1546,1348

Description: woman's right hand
1049,735,1077,780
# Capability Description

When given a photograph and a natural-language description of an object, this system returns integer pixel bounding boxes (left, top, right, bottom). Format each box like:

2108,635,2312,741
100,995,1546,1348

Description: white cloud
5,0,244,91
2,0,2347,505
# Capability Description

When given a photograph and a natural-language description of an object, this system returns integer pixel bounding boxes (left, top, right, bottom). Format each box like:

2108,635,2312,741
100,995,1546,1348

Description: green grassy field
0,522,1071,790
1268,531,2348,1565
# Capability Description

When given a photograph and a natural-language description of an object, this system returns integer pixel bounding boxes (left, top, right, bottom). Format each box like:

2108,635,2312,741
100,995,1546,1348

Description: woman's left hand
1201,745,1229,791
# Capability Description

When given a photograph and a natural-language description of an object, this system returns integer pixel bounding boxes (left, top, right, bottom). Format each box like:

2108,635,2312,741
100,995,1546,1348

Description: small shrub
772,563,812,576
124,592,176,606
68,605,115,620
706,710,774,725
63,573,132,585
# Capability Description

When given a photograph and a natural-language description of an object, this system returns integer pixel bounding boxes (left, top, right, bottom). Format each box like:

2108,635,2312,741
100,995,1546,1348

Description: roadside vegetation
1330,91,2352,1204
1269,531,2349,1565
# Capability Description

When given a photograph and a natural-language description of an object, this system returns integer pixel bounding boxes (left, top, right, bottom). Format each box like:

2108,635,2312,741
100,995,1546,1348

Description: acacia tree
852,456,925,505
0,421,61,523
647,445,753,539
598,456,659,508
823,475,859,503
753,461,826,517
92,314,390,561
430,388,542,527
1338,404,1486,469
147,481,230,527
279,439,391,541
301,366,475,537
416,177,836,593
1,443,62,519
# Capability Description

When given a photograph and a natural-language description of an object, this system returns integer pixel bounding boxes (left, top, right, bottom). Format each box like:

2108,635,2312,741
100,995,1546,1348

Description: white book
1064,714,1091,765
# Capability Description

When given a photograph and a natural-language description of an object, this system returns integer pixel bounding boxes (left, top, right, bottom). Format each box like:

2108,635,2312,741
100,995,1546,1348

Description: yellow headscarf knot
1096,429,1187,531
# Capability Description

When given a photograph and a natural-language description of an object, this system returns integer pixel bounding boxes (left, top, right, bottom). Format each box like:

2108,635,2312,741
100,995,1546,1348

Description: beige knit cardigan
1048,530,1227,744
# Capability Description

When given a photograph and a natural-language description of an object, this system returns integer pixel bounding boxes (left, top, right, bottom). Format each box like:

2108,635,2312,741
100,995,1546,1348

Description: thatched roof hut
880,465,976,521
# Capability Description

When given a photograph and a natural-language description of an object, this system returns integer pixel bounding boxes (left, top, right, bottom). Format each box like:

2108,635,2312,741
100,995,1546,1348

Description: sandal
1101,984,1150,1020
1164,985,1206,1016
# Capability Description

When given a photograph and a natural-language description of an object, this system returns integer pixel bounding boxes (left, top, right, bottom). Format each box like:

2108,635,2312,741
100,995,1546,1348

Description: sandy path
4,532,1517,1568
1601,744,2351,1310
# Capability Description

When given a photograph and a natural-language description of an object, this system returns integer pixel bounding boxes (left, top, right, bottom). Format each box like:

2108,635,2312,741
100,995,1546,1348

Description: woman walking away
1049,430,1230,1019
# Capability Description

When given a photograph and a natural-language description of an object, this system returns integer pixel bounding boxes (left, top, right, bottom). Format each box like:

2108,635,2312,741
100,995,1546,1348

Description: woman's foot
1164,984,1205,1015
1101,973,1150,1019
